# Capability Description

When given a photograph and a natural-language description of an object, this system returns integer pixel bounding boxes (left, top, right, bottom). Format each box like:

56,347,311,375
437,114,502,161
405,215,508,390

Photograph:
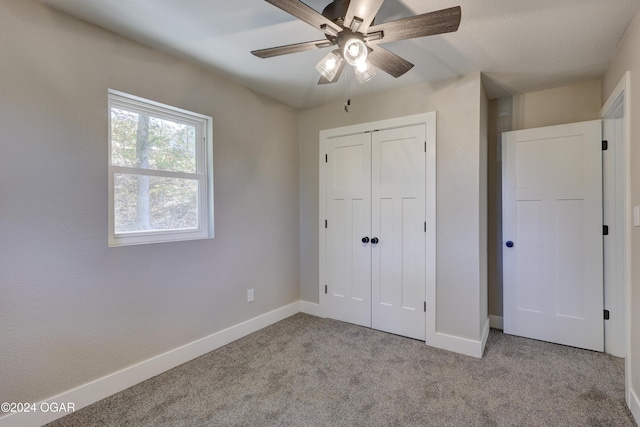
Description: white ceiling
42,0,640,109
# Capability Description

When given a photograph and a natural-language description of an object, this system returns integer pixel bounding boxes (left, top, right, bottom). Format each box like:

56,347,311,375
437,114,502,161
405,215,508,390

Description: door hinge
325,285,328,294
424,141,427,152
325,219,328,229
424,301,426,312
603,225,609,236
604,309,610,320
424,221,427,232
602,140,608,151
325,154,328,163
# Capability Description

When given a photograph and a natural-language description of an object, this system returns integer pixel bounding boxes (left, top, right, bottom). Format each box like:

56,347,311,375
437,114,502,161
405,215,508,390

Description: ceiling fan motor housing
322,0,376,29
322,0,351,25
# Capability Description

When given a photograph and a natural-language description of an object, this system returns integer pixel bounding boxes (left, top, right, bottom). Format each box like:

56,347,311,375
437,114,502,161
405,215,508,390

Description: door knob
362,237,370,243
506,241,514,248
371,237,379,244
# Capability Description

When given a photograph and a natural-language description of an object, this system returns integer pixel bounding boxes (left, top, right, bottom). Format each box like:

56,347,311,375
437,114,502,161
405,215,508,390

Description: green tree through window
108,90,213,246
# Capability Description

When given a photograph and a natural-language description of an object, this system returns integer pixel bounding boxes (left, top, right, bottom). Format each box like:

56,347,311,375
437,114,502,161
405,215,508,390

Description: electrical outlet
247,289,254,303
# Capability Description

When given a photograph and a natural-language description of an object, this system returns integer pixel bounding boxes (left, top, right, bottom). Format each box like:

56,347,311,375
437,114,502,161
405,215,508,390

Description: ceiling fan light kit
354,60,376,83
342,35,367,66
316,50,344,81
252,0,461,85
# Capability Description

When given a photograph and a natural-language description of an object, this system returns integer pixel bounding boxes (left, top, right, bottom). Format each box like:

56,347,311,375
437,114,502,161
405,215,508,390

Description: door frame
601,71,631,406
319,112,437,344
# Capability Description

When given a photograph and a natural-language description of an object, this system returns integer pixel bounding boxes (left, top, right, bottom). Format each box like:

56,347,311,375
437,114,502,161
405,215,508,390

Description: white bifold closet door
325,124,426,340
325,132,372,327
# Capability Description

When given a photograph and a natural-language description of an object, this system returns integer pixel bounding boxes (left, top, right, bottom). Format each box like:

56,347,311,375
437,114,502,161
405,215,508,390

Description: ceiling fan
252,0,461,85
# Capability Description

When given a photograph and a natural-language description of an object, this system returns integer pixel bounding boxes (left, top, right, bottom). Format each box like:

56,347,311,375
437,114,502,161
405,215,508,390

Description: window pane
111,108,197,173
114,174,198,233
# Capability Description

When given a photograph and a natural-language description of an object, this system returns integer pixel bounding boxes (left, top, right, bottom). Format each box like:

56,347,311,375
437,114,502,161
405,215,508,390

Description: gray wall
299,73,488,341
486,80,602,318
0,0,299,403
486,97,513,319
512,80,602,130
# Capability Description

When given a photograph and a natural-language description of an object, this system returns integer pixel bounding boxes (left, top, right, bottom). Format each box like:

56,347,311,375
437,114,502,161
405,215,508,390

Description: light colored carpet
47,313,635,426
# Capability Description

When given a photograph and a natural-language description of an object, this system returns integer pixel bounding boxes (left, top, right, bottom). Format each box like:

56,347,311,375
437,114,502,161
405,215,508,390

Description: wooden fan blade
252,39,332,58
265,0,342,34
367,47,414,78
344,0,384,33
367,6,461,44
318,59,346,85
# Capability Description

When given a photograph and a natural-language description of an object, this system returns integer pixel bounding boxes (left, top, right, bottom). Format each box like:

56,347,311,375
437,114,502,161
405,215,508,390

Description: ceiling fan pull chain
344,68,351,113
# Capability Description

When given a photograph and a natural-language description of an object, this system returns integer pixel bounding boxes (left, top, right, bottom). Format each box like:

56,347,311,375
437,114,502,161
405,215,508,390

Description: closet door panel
325,133,372,327
371,125,426,340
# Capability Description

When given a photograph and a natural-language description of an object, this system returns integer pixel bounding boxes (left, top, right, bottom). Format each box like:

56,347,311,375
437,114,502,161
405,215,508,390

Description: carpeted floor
47,313,635,426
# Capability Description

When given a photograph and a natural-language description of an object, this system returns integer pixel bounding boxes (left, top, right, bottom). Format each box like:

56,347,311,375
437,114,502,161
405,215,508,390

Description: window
108,89,214,246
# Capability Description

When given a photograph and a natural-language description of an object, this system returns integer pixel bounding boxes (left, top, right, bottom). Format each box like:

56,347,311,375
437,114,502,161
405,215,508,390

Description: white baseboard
299,301,322,317
0,302,301,427
489,315,504,330
433,318,490,359
630,386,640,426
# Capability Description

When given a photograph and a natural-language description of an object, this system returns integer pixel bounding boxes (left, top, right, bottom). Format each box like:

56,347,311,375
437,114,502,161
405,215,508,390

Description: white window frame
108,89,214,247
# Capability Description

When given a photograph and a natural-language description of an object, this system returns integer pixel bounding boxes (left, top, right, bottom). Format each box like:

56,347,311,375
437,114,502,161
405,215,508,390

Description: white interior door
502,120,603,351
325,132,371,327
371,125,426,340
